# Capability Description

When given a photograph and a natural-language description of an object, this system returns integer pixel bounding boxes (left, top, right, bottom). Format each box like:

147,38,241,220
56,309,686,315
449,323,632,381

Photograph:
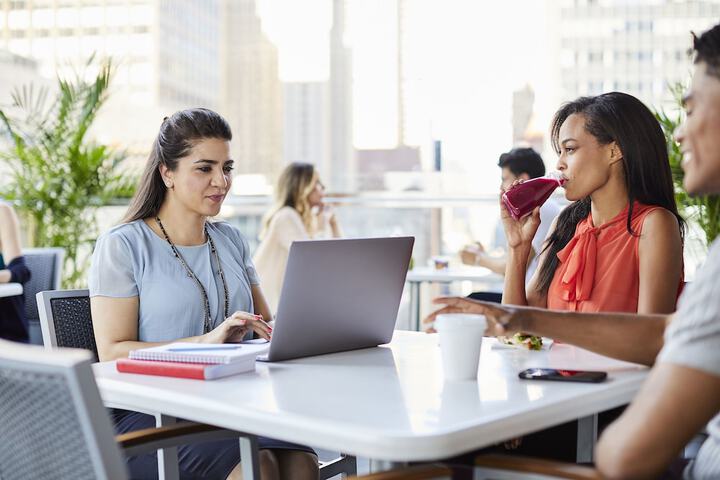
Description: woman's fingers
226,311,257,324
223,312,272,341
250,316,272,340
529,206,541,227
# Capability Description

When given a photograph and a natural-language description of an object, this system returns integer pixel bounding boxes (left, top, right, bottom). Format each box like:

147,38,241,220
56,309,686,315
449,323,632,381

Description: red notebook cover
116,358,253,380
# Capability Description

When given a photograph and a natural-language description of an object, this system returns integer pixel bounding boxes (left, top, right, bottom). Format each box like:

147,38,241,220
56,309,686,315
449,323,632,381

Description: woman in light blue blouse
89,108,318,480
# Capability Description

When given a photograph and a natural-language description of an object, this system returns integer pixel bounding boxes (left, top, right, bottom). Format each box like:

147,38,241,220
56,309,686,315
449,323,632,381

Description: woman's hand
459,242,485,266
317,203,337,227
500,180,541,250
317,203,341,237
423,297,532,335
201,311,272,344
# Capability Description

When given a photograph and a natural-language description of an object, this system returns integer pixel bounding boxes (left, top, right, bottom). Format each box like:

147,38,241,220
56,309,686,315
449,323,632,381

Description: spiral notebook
129,341,269,365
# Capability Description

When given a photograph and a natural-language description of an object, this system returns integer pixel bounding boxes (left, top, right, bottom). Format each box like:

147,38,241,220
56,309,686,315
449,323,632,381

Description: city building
548,0,720,110
221,0,283,179
328,0,355,192
0,48,41,103
0,0,286,177
283,81,329,171
356,145,421,191
511,85,545,155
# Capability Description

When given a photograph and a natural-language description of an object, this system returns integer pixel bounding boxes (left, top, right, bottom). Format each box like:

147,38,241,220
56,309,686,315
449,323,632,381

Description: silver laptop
257,236,414,362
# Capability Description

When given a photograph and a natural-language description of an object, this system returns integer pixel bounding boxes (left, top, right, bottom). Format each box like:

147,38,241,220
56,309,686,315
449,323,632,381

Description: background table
406,267,504,330
94,331,647,478
0,283,23,298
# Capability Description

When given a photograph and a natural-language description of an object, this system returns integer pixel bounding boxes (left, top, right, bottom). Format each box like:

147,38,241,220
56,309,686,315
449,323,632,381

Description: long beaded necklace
156,217,230,333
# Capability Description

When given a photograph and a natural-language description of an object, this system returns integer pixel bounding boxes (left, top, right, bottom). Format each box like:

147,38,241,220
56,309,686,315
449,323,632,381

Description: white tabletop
94,331,647,462
0,283,23,298
406,266,503,284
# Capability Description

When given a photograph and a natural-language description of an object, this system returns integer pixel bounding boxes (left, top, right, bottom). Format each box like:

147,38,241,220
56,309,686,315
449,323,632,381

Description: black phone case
518,369,607,383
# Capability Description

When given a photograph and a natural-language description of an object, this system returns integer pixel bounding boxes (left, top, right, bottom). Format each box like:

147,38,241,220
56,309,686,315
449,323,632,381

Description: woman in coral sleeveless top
503,92,684,315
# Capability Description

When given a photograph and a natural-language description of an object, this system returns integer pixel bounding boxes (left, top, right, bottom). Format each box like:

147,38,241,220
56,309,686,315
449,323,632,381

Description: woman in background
254,162,341,313
0,202,31,342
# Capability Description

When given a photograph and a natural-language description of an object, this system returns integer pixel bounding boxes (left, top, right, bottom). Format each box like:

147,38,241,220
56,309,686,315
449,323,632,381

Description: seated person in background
0,201,31,342
89,109,318,480
427,22,720,480
460,147,562,286
253,162,341,313
504,91,684,315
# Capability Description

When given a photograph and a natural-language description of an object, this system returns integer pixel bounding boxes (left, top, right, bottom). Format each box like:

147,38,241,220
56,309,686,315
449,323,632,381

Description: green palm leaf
0,56,137,287
655,82,720,246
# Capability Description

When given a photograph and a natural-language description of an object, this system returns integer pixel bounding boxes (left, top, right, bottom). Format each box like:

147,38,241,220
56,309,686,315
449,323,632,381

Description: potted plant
656,83,720,249
0,58,136,287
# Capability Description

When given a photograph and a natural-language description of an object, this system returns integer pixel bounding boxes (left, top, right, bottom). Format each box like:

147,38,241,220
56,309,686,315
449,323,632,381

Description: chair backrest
0,340,127,480
22,247,64,324
36,289,98,362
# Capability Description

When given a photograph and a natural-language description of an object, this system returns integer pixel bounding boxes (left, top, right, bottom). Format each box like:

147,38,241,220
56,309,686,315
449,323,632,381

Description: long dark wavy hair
534,92,685,294
123,108,232,223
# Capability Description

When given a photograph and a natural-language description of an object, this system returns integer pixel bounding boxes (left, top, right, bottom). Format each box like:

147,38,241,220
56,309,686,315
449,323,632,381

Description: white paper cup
435,314,487,381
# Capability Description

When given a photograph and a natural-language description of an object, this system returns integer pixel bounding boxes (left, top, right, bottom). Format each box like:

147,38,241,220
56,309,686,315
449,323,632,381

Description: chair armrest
351,464,452,479
116,422,244,457
474,454,600,480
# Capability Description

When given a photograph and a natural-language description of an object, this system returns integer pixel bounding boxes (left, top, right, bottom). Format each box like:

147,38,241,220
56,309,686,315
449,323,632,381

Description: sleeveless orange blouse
547,202,682,313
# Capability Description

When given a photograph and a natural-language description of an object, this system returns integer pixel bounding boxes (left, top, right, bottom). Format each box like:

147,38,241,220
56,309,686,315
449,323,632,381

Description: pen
167,346,242,352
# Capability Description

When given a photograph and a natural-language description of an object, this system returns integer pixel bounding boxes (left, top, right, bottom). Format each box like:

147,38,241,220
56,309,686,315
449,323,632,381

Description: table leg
154,414,180,480
409,282,422,331
576,414,598,463
240,435,261,480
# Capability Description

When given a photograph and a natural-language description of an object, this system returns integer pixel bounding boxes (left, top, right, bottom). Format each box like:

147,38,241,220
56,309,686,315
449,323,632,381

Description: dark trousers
0,295,28,343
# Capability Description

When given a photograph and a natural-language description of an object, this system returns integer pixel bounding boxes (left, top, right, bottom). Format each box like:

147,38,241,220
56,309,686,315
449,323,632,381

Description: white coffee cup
435,313,487,381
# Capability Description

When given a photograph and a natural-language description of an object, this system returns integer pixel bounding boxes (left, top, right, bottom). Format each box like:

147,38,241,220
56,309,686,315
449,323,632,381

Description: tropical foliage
0,58,136,287
655,82,720,246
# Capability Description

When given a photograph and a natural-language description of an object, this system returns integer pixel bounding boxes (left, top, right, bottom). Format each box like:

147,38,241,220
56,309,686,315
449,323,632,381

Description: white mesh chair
0,340,242,480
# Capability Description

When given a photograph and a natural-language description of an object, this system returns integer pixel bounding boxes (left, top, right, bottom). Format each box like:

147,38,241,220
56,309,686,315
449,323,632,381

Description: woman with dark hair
429,93,686,466
254,162,341,312
89,108,318,480
502,92,684,315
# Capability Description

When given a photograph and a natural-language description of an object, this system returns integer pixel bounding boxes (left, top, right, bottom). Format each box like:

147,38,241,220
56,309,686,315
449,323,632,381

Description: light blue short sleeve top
88,220,260,342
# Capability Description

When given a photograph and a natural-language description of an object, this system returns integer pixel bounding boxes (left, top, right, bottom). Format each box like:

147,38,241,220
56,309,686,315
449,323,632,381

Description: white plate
490,337,554,351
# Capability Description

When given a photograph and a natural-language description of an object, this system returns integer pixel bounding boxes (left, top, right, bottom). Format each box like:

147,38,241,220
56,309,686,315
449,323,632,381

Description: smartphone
518,368,607,383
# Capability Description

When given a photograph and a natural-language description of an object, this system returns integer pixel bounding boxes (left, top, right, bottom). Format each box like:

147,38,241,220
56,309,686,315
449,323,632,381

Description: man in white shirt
430,23,720,479
461,147,562,285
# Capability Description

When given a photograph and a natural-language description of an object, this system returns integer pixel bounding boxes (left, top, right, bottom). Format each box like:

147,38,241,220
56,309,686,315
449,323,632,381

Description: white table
94,331,647,478
406,267,504,330
0,283,23,298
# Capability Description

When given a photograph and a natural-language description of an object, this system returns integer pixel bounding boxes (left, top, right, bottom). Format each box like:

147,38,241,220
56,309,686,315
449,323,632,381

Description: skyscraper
547,0,720,109
221,0,283,179
328,0,355,192
0,0,223,151
283,81,329,170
